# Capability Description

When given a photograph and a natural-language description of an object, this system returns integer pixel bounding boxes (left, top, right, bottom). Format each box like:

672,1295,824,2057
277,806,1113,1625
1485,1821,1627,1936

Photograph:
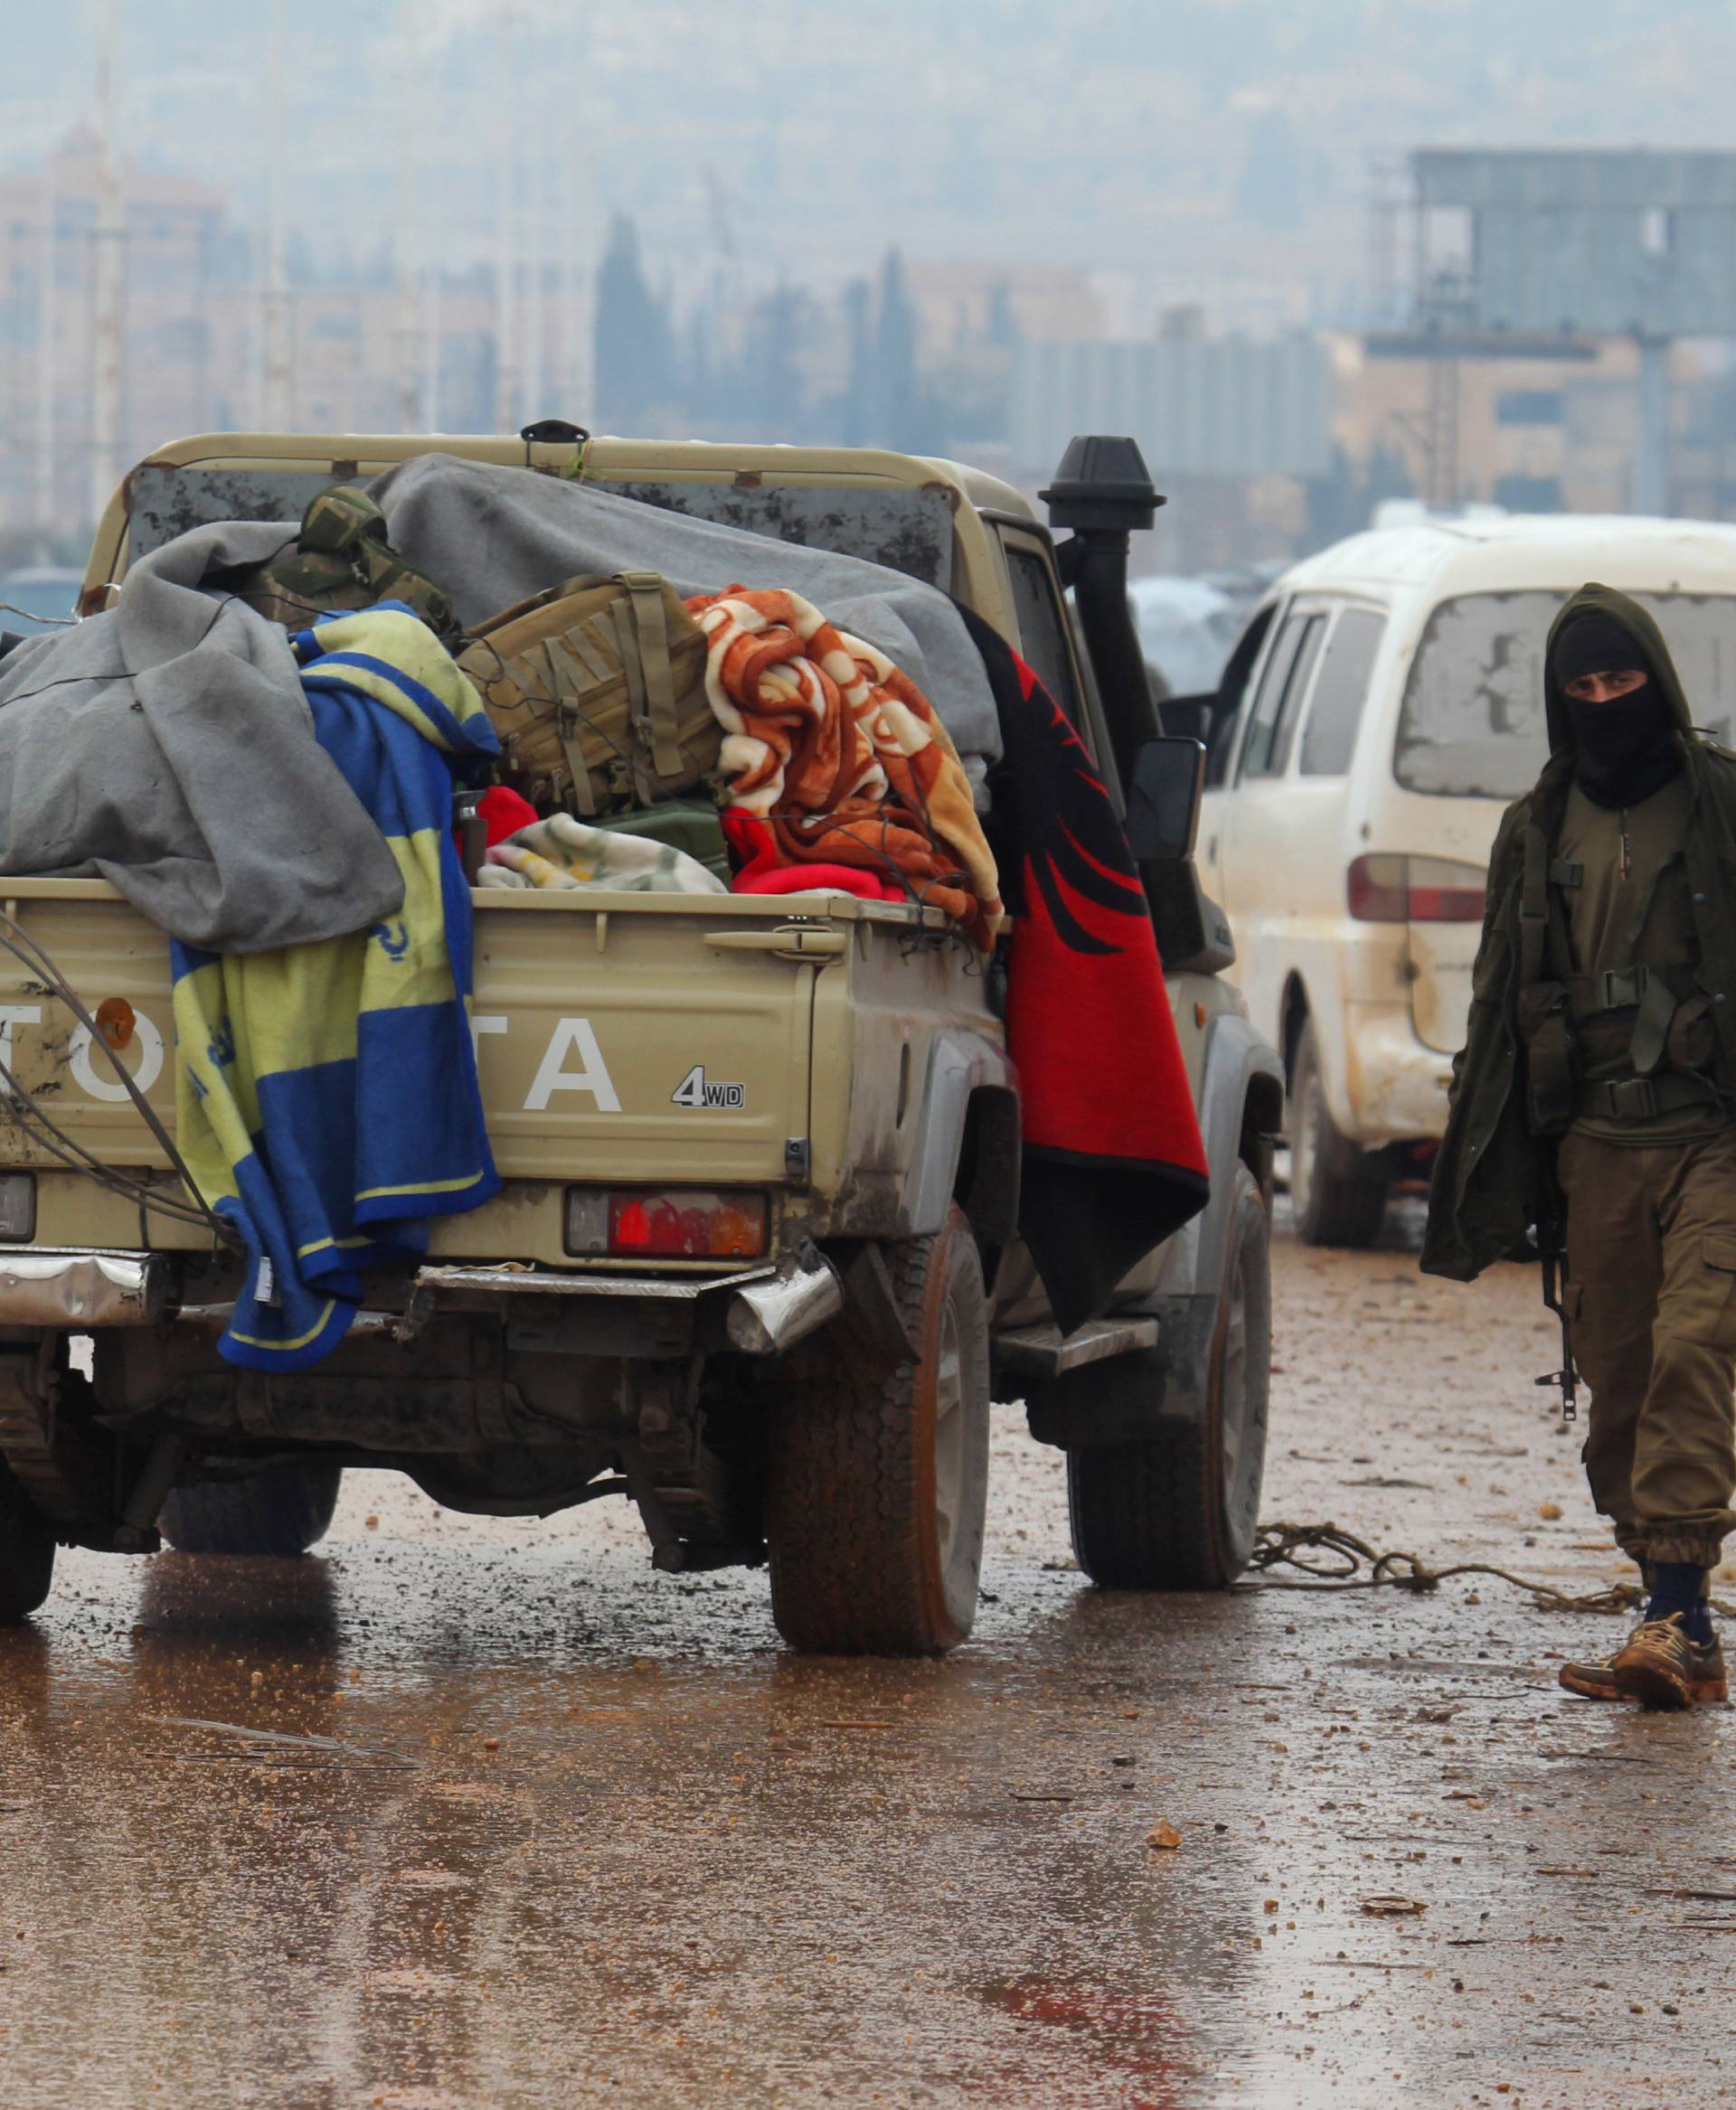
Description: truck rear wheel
1067,1163,1270,1589
1289,1016,1386,1248
159,1465,344,1558
0,1461,55,1621
766,1209,990,1655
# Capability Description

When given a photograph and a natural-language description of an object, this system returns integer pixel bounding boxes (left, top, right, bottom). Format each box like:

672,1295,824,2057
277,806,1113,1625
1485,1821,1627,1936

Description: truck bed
0,878,998,1267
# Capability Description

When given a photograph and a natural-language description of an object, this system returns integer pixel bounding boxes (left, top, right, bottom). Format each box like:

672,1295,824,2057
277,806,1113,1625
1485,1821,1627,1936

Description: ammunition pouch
1518,960,1722,1132
1516,981,1577,1136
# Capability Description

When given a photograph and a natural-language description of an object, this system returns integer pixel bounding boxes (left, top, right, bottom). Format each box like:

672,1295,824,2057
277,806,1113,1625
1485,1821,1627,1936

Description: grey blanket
0,523,404,951
367,454,1003,765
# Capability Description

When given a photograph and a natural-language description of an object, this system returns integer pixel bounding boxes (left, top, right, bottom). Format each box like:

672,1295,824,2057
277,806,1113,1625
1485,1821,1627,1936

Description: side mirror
1125,735,1206,863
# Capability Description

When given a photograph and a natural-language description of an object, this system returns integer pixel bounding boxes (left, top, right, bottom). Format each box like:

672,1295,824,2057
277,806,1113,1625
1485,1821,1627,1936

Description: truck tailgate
469,891,816,1183
0,881,819,1209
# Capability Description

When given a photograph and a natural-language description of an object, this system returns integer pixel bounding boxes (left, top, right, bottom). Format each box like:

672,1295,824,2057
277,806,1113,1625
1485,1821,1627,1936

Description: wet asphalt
4,1200,1734,2110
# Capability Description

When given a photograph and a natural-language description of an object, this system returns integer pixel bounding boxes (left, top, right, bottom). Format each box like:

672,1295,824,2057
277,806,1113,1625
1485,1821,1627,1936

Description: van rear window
1394,589,1736,798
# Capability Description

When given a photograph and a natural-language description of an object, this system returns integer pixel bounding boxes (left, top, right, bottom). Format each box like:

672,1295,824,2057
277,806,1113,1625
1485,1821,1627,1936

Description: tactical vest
1514,819,1723,1135
228,485,460,648
457,572,722,819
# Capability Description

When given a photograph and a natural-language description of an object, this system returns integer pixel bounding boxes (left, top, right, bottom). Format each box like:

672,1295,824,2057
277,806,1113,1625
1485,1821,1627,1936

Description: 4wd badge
672,1065,747,1111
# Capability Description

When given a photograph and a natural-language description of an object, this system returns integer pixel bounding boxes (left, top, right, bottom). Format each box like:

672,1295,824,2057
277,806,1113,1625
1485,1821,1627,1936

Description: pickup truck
0,426,1282,1654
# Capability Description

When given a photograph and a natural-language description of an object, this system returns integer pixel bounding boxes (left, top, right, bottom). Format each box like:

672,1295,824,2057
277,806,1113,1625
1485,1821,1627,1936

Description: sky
7,0,1736,329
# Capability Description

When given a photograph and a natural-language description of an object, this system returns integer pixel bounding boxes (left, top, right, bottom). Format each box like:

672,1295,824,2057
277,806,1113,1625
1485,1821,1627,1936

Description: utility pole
522,63,545,425
394,0,421,431
557,10,593,423
34,163,57,547
261,0,291,429
89,0,126,529
420,239,443,434
493,2,521,435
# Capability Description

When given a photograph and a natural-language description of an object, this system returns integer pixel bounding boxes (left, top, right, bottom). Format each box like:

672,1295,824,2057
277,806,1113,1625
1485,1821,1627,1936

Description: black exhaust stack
1041,434,1165,795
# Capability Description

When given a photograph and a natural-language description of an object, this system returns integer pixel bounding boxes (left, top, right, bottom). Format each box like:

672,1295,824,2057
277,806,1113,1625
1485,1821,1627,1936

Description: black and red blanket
959,608,1211,1336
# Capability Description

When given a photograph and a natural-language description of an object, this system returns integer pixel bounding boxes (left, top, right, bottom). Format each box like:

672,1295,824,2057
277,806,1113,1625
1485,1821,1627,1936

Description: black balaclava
1551,611,1682,809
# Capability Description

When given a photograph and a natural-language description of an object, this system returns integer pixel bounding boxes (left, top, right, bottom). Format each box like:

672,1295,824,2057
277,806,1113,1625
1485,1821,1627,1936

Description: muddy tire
159,1465,343,1558
0,1461,55,1622
1289,1015,1386,1248
1067,1163,1270,1589
766,1209,990,1655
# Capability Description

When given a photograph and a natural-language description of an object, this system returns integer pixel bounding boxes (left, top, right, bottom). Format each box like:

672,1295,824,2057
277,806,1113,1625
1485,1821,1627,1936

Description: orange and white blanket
685,586,1002,948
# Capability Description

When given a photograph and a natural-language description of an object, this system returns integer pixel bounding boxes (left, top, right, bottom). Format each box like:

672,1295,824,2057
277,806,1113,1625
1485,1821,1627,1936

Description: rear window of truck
1394,589,1736,798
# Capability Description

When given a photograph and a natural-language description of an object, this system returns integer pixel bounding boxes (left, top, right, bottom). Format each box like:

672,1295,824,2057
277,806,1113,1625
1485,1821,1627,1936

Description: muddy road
3,1201,1732,2109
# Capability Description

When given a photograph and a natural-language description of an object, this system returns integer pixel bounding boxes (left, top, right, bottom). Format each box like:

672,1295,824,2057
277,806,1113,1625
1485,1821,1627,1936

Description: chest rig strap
1515,822,1579,1134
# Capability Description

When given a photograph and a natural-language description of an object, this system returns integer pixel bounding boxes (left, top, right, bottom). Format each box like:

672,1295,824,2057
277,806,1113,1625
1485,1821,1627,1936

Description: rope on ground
1241,1520,1736,1618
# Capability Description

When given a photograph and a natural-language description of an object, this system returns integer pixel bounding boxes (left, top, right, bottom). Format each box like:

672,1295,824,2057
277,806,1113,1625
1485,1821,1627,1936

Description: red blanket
961,609,1210,1334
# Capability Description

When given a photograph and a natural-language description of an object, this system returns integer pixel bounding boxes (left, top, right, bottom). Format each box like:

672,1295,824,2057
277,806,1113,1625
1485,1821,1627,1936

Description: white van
1187,514,1736,1245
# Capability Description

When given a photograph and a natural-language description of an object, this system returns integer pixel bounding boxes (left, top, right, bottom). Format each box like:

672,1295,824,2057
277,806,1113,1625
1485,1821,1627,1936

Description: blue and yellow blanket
172,607,501,1371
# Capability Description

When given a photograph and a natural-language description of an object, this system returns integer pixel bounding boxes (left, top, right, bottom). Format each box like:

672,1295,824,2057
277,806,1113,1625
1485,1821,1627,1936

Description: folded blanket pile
173,607,501,1371
685,587,1003,947
0,522,409,951
478,811,726,895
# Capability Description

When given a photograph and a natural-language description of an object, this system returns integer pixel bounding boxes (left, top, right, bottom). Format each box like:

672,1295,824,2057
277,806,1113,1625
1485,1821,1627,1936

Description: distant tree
592,213,675,432
875,248,920,449
740,286,810,440
842,276,873,447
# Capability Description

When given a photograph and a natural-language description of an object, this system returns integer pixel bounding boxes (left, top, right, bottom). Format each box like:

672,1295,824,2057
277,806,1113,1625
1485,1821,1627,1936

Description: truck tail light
1347,854,1485,925
565,1187,768,1260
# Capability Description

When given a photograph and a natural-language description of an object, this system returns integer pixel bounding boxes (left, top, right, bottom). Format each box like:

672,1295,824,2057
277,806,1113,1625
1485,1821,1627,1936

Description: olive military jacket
1420,583,1736,1281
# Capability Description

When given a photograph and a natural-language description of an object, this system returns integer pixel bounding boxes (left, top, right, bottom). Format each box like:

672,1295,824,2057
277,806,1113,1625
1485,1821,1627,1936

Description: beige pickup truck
0,427,1281,1654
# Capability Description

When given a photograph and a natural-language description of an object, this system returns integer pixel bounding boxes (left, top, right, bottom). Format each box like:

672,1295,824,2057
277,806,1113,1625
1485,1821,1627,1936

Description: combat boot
1558,1614,1725,1709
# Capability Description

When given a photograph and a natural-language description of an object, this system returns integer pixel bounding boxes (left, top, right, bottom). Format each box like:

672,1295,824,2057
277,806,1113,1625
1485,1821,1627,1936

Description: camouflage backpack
229,485,459,647
457,571,722,818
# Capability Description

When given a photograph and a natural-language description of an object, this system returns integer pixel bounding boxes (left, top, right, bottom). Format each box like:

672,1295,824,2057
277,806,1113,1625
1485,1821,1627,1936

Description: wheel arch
898,1029,1018,1242
1240,1063,1284,1208
1024,1014,1281,1452
1194,1010,1284,1302
952,1084,1021,1268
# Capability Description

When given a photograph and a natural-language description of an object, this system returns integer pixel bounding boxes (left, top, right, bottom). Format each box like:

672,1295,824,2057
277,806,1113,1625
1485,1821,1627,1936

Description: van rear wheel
159,1465,344,1557
765,1210,990,1655
1289,1016,1386,1248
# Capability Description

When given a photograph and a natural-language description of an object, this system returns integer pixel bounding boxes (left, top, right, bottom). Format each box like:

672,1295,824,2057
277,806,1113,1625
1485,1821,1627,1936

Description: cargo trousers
1558,1126,1736,1573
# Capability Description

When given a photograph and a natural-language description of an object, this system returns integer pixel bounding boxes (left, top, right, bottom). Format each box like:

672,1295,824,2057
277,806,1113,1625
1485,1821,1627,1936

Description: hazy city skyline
9,0,1736,332
4,4,1734,563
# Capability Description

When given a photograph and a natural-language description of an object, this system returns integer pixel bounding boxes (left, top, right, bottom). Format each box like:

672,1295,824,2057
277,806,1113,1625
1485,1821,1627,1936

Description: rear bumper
1341,1005,1455,1144
394,1252,843,1355
0,1247,844,1361
0,1248,170,1328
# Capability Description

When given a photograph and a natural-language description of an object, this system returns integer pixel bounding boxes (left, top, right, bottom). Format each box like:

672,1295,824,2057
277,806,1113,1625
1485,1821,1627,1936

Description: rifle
1533,1181,1579,1422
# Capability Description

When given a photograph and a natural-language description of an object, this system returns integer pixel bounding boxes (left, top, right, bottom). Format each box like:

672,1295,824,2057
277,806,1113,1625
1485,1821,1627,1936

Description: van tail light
1347,854,1486,924
565,1186,768,1259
